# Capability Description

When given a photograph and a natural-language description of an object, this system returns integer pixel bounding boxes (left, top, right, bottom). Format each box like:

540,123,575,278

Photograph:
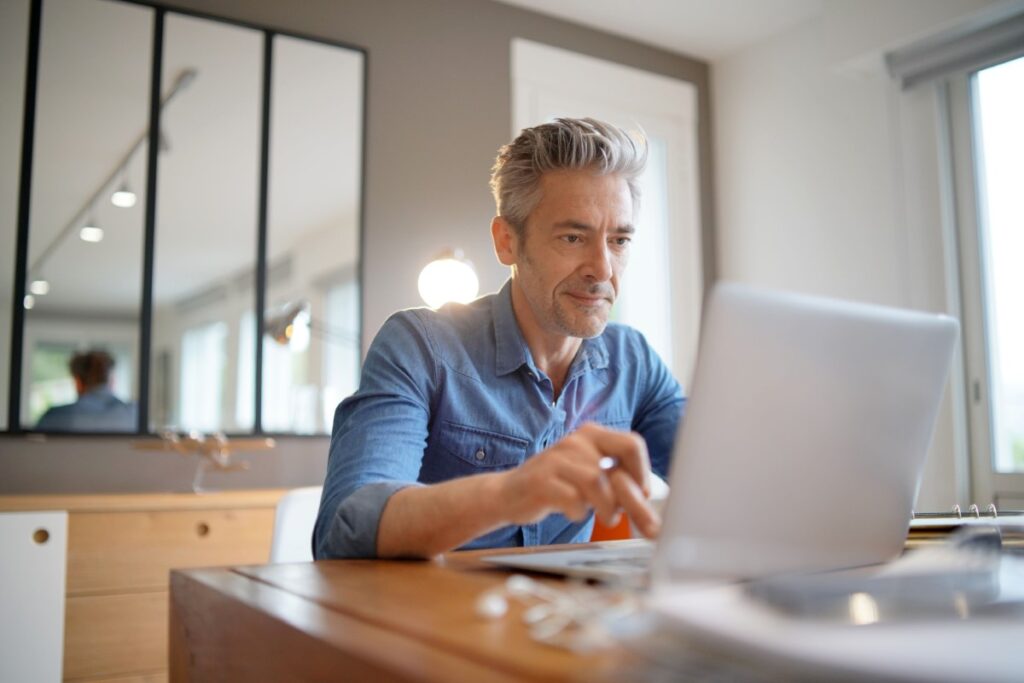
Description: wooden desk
170,547,645,682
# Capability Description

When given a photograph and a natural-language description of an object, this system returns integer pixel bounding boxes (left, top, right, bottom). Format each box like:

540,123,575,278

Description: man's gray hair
489,117,647,233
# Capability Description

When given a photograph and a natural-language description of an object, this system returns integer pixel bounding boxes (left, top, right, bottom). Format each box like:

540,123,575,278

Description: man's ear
491,216,519,266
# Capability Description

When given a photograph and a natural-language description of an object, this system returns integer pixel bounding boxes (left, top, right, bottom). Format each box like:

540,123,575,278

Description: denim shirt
313,280,685,559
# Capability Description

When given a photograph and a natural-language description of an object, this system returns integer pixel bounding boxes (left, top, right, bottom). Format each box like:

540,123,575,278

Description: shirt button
475,449,486,461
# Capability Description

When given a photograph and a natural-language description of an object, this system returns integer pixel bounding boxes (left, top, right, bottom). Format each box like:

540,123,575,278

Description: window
972,55,1024,473
179,321,227,433
887,6,1024,507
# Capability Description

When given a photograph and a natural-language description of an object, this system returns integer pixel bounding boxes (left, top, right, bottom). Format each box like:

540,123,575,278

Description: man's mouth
565,291,611,307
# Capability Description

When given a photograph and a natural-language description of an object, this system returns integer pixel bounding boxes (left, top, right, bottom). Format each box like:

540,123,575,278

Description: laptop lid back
653,284,958,583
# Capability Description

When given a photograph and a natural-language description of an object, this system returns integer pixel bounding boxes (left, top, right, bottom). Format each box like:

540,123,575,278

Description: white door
512,39,703,388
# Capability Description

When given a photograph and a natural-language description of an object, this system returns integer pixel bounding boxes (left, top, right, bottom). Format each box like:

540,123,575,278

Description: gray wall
0,0,713,494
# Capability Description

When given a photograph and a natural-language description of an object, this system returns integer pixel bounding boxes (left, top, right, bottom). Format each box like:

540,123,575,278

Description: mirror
0,0,31,431
149,13,262,434
263,35,363,434
7,0,365,435
21,0,152,432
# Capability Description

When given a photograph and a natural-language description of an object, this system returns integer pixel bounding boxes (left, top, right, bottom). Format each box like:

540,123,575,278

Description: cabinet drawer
67,508,276,594
73,672,167,683
65,592,167,680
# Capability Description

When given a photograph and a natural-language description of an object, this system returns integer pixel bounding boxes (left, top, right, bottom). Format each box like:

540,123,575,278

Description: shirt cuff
316,481,421,559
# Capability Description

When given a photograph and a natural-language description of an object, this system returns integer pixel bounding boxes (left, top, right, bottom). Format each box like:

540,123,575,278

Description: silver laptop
484,283,959,585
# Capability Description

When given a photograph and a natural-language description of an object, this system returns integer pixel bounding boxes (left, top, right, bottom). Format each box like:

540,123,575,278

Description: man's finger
609,470,660,538
546,477,590,522
557,458,619,526
577,424,651,496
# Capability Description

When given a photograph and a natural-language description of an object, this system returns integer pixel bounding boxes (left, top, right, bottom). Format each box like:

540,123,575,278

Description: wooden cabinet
0,490,285,682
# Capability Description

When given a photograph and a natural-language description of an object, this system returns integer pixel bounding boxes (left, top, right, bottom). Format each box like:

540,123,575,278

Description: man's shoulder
373,294,497,361
596,322,672,379
599,321,652,352
36,403,75,429
384,295,495,339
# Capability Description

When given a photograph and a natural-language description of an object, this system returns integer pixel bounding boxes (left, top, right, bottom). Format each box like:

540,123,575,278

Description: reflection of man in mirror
36,350,136,432
315,118,685,560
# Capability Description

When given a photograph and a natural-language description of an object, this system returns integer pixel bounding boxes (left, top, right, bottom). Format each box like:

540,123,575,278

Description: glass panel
974,55,1024,473
150,13,262,433
614,135,673,373
23,0,152,432
263,35,363,434
178,320,228,432
0,0,30,430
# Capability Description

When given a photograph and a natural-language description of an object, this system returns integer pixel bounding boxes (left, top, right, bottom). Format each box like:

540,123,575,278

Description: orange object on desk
590,514,632,541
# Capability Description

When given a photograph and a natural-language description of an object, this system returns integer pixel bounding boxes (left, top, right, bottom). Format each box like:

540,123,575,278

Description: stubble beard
544,280,609,339
519,239,613,340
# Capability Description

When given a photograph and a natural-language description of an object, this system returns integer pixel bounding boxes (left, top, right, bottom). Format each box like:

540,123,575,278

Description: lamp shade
417,250,479,309
264,301,310,351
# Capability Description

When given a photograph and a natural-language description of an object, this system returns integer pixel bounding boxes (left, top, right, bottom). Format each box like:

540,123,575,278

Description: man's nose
582,241,614,282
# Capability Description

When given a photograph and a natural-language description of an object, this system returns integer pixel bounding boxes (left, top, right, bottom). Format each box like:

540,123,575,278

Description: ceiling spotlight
29,279,50,296
111,182,137,208
23,294,35,310
80,226,104,243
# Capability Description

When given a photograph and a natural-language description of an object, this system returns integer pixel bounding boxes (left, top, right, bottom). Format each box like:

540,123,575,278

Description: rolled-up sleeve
314,312,435,559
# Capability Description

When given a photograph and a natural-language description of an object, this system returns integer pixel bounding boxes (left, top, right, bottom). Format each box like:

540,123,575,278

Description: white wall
712,0,999,509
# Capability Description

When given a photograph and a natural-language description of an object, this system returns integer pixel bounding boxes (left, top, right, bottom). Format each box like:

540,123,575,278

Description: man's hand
497,422,661,538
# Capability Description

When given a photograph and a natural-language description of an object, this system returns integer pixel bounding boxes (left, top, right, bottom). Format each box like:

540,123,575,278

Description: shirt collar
78,386,117,404
493,279,533,376
492,278,609,377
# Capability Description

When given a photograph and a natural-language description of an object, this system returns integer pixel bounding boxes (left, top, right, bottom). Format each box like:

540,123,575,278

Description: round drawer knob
32,528,50,544
196,522,211,537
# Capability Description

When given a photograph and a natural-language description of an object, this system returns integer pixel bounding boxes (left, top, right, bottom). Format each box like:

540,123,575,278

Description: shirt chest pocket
436,421,529,470
575,413,632,432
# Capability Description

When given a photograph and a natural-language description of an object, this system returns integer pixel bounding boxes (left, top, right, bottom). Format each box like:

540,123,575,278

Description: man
314,117,684,559
36,349,136,432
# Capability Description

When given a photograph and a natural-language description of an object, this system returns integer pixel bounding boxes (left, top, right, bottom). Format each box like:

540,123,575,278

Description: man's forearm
376,472,510,558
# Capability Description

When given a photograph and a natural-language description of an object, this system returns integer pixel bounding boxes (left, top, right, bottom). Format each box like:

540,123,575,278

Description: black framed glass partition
150,13,262,434
264,36,364,434
0,0,32,432
23,0,152,432
5,0,366,437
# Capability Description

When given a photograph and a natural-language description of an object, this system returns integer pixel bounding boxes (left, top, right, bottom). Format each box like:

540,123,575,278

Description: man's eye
612,237,632,246
562,235,582,244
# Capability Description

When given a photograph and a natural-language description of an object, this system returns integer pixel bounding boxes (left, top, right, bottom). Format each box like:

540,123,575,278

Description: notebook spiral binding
907,504,1024,550
912,504,1024,520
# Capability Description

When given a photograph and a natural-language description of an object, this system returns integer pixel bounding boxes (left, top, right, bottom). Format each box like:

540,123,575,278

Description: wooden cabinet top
0,489,288,512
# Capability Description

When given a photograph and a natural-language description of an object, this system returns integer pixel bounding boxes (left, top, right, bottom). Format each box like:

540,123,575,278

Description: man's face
504,169,634,339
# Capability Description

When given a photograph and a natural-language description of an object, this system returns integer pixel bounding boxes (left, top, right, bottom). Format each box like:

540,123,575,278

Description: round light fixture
29,279,50,296
417,249,479,309
111,183,137,208
80,226,104,243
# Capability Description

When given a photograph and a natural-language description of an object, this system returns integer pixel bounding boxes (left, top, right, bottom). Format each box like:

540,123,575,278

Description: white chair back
269,486,323,563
